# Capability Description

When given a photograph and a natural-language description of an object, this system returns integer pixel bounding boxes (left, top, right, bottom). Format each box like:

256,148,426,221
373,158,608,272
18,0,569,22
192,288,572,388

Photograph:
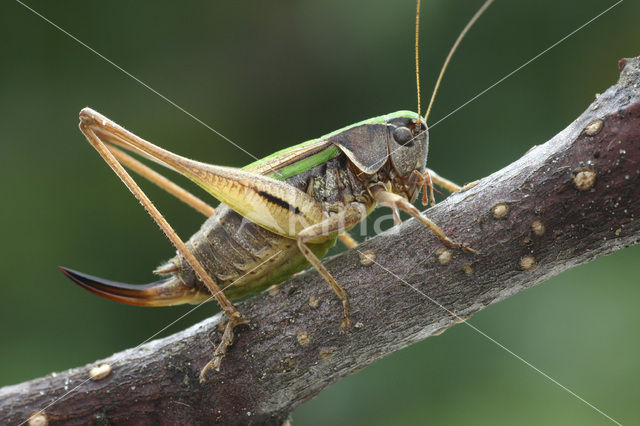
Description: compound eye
393,126,414,146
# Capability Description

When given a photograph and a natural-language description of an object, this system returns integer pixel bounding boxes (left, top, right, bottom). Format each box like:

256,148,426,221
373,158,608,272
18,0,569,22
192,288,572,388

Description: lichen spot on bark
319,347,337,360
436,248,452,265
359,250,376,266
28,412,48,426
492,202,509,219
296,330,311,346
584,119,603,136
520,255,537,271
462,262,473,275
573,168,596,191
89,363,112,381
531,220,546,236
308,296,319,308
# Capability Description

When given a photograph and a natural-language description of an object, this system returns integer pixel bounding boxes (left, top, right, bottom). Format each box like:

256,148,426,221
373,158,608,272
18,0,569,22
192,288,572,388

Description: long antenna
423,0,494,123
415,0,422,119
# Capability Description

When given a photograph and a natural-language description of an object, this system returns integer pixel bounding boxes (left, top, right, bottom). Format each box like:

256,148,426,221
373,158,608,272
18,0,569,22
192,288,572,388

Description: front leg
426,168,479,194
425,168,462,193
372,187,477,254
297,203,368,330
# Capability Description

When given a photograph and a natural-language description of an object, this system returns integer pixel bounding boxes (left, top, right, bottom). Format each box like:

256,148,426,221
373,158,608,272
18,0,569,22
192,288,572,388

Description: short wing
173,162,326,237
243,138,338,180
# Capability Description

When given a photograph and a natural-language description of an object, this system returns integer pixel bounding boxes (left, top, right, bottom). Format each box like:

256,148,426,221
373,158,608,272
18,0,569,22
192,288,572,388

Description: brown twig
2,56,640,425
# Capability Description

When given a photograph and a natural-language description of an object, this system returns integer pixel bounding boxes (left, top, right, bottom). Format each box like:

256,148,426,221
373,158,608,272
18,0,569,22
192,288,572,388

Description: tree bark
2,56,640,425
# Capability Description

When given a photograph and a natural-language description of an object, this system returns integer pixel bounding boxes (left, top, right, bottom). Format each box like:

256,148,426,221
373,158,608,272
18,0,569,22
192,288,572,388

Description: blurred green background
1,0,639,424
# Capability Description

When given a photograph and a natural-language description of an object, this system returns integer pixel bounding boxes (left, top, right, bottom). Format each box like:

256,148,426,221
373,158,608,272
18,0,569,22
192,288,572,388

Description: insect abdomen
165,154,371,300
166,203,334,300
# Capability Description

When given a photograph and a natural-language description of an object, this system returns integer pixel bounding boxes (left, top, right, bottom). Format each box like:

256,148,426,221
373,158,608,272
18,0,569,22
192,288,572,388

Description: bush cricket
61,0,491,381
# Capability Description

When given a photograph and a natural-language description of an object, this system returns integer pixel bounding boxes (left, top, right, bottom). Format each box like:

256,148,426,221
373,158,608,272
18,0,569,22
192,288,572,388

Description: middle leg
297,203,368,330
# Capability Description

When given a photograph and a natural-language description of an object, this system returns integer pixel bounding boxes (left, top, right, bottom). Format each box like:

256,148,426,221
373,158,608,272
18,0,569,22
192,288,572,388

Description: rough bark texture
2,57,640,425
